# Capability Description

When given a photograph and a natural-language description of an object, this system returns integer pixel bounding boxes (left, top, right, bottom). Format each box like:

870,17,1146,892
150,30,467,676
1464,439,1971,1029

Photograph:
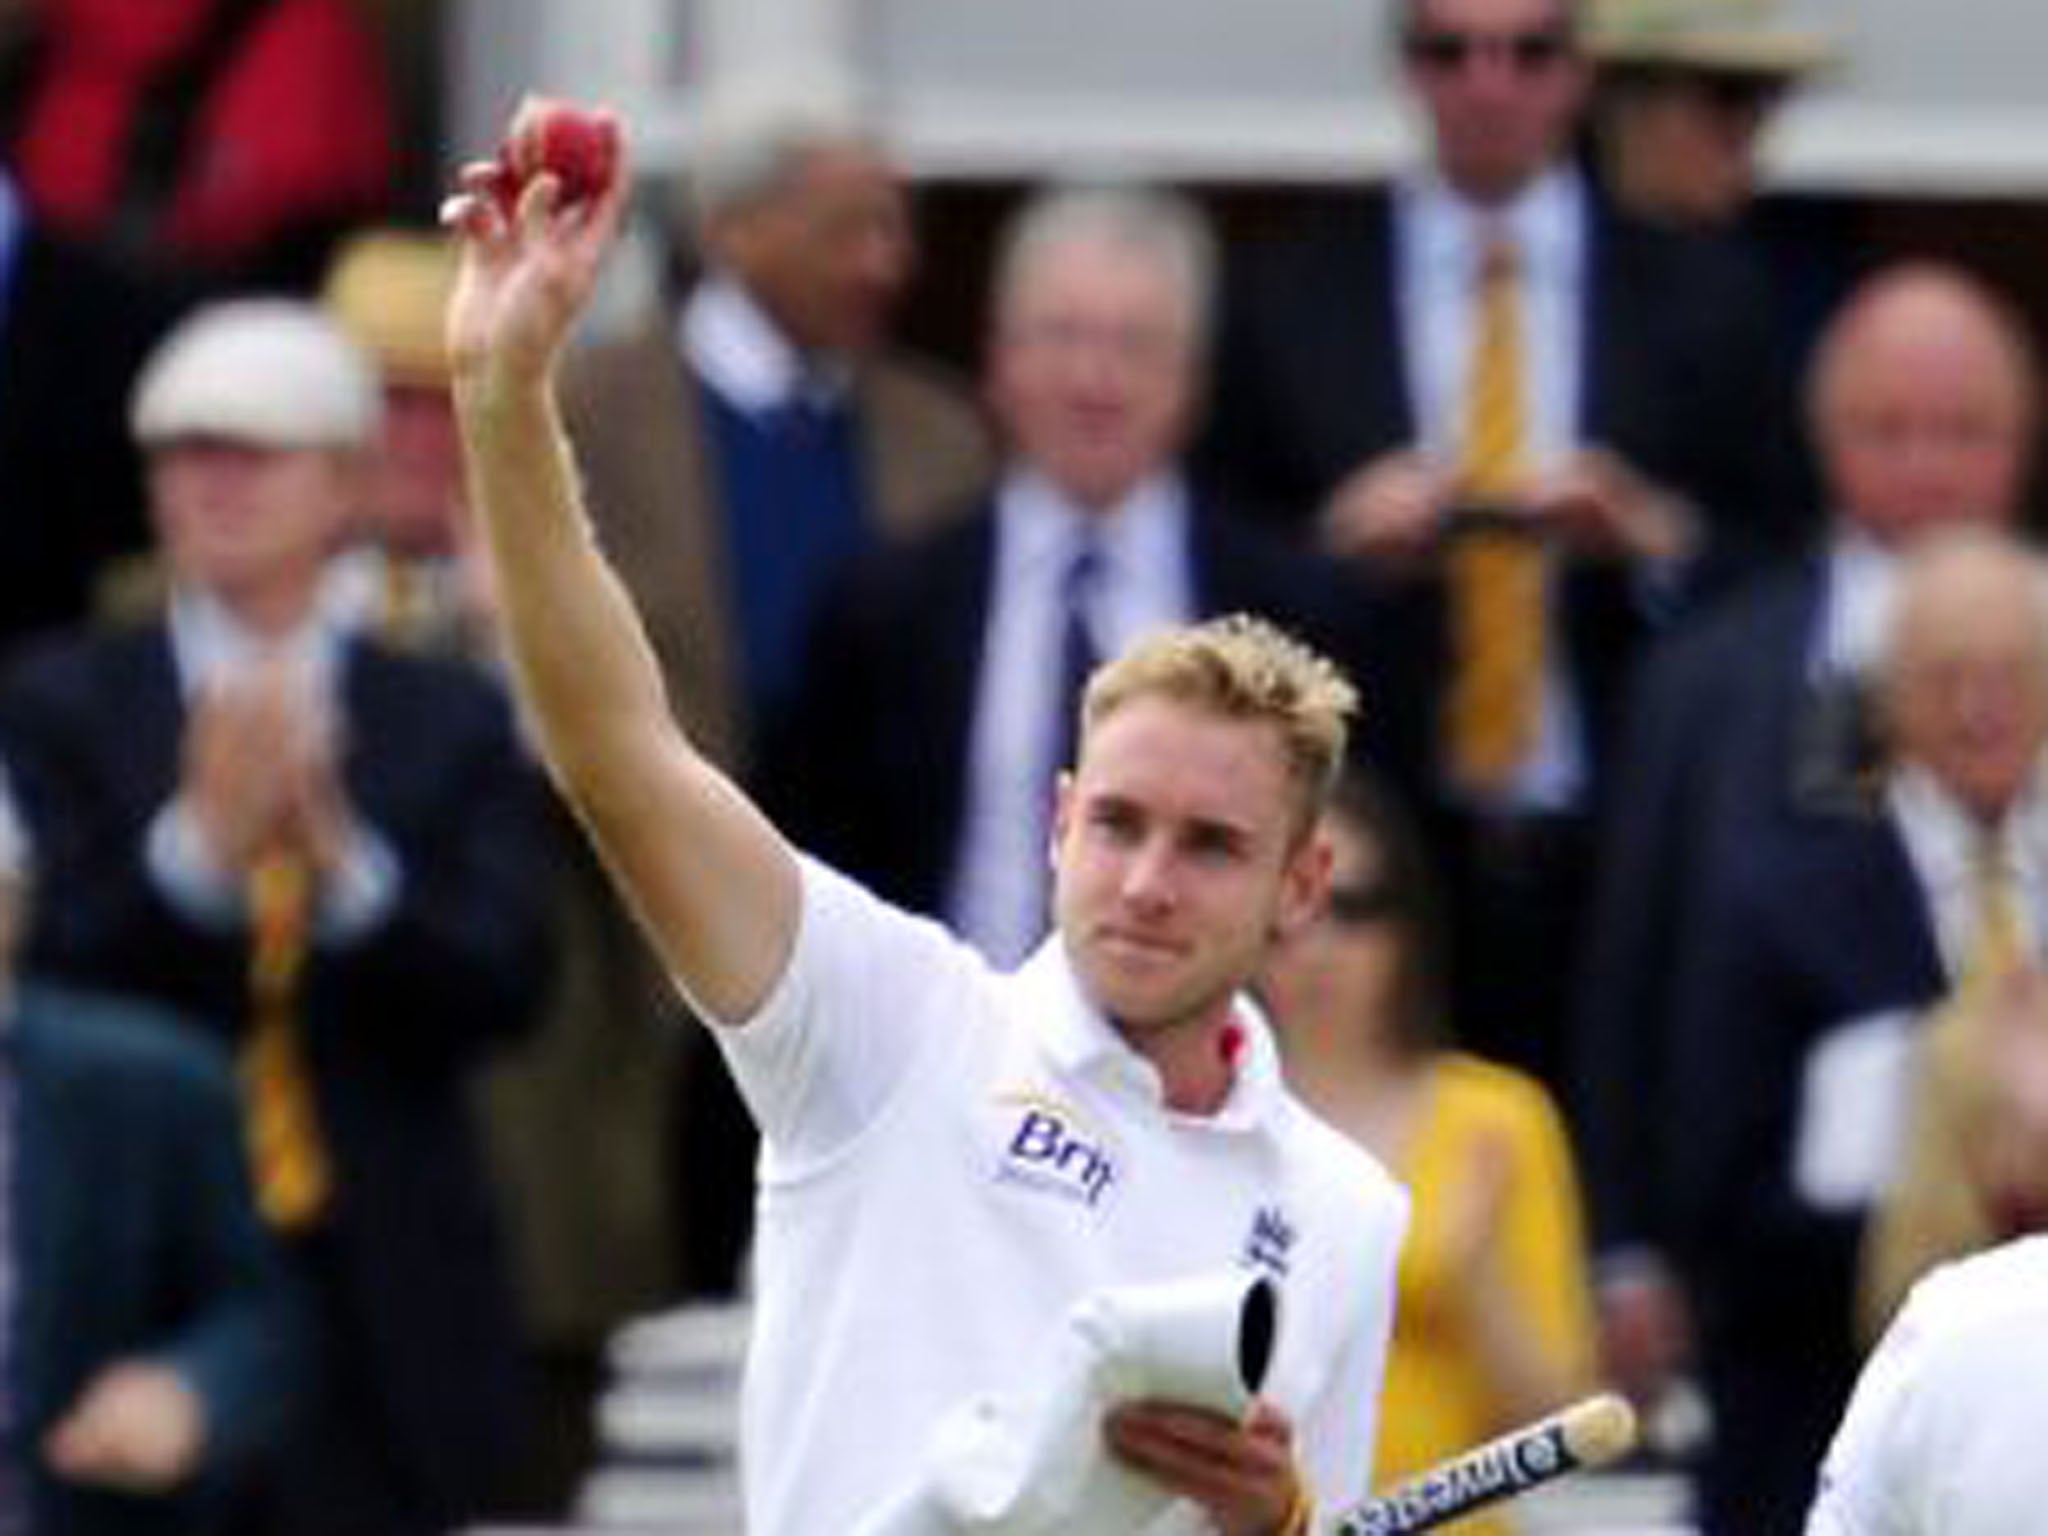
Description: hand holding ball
494,102,621,214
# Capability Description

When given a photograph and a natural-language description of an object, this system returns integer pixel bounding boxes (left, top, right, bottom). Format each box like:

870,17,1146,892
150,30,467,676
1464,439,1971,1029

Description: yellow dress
1369,1053,1598,1534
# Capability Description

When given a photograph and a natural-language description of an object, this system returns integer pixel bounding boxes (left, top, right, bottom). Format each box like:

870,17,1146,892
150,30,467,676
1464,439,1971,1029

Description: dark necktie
1051,536,1103,788
1022,536,1103,951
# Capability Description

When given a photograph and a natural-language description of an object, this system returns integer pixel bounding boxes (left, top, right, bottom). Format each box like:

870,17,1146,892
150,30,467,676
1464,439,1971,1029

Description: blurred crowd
0,0,2041,1532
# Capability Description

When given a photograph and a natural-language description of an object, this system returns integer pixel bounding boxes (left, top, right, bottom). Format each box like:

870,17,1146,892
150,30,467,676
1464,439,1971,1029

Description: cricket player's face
1052,696,1323,1040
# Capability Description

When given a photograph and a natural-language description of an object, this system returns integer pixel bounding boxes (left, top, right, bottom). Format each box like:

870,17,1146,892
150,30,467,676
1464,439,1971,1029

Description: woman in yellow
1261,771,1597,1532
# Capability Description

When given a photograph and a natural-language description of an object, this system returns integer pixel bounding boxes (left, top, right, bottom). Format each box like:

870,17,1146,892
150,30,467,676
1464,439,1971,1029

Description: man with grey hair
765,179,1375,969
557,77,992,1304
567,80,992,772
1664,525,2048,1535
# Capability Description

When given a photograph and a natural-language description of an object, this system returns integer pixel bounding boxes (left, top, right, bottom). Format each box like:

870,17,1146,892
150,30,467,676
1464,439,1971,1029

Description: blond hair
1083,614,1359,837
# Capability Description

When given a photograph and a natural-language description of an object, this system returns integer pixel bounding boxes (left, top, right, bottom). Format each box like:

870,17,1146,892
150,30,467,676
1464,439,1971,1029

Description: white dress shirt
946,469,1196,966
1813,528,1904,684
1394,164,1587,474
680,273,850,414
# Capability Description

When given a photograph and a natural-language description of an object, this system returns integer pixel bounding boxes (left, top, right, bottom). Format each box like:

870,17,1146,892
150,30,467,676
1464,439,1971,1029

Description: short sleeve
714,856,992,1174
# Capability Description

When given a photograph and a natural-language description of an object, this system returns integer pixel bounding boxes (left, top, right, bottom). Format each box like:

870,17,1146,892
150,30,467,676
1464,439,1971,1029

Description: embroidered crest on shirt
1242,1204,1296,1279
991,1090,1120,1209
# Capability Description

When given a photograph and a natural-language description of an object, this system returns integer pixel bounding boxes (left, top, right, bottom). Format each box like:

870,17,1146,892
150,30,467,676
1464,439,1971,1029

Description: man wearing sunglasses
1399,0,1588,209
1203,0,1803,1112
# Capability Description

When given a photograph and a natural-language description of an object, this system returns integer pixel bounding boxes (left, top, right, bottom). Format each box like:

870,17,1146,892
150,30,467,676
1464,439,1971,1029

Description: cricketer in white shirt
1807,1234,2048,1536
714,857,1409,1536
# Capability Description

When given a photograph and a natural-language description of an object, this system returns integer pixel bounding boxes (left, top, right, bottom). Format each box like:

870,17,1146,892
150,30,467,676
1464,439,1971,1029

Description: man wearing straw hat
1585,0,1840,229
320,226,500,658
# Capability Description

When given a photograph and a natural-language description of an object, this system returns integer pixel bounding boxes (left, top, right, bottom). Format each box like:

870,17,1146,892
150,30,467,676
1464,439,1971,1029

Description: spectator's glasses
1404,27,1575,73
1324,881,1403,929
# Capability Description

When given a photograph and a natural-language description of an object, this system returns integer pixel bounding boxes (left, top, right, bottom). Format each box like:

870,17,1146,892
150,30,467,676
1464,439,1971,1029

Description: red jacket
8,0,396,273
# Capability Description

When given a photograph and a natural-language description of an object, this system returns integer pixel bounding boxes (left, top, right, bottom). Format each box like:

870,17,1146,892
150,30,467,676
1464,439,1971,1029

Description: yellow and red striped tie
1444,231,1547,793
241,849,331,1230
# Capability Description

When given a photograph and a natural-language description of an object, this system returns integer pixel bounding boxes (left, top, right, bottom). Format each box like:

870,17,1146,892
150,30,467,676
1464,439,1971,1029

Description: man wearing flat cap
0,299,555,1535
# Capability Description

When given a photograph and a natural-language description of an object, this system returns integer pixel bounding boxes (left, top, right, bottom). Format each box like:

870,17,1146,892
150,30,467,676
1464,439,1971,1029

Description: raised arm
441,99,799,1024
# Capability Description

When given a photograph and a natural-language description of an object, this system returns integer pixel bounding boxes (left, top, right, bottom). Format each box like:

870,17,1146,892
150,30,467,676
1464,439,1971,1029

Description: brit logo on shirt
991,1091,1119,1209
1242,1204,1296,1279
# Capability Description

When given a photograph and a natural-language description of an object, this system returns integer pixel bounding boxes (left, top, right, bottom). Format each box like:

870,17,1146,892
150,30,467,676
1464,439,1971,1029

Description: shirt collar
681,273,851,415
1889,760,2048,887
1817,526,1900,679
996,465,1189,586
1011,934,1288,1129
167,587,345,703
1400,162,1586,283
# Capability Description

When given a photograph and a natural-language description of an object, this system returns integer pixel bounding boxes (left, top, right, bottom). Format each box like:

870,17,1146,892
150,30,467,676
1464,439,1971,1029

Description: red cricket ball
496,105,620,213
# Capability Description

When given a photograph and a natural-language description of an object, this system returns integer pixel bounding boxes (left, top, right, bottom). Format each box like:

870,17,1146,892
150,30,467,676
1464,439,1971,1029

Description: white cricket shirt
712,858,1409,1536
1808,1234,2048,1536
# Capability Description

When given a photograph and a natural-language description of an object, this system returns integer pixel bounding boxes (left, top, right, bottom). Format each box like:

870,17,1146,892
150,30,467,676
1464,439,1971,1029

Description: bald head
1880,527,2048,822
1809,264,2038,549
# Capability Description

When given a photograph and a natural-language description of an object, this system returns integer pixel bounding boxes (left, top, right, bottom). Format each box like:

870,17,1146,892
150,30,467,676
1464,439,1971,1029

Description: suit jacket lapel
1580,201,1626,444
1364,191,1419,449
925,512,999,818
1867,816,1949,996
857,361,988,540
1780,566,1889,819
119,626,189,813
1187,495,1277,619
570,315,743,765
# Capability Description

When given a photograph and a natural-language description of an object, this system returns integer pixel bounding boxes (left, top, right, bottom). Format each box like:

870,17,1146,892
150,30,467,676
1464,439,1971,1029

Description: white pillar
697,0,865,101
